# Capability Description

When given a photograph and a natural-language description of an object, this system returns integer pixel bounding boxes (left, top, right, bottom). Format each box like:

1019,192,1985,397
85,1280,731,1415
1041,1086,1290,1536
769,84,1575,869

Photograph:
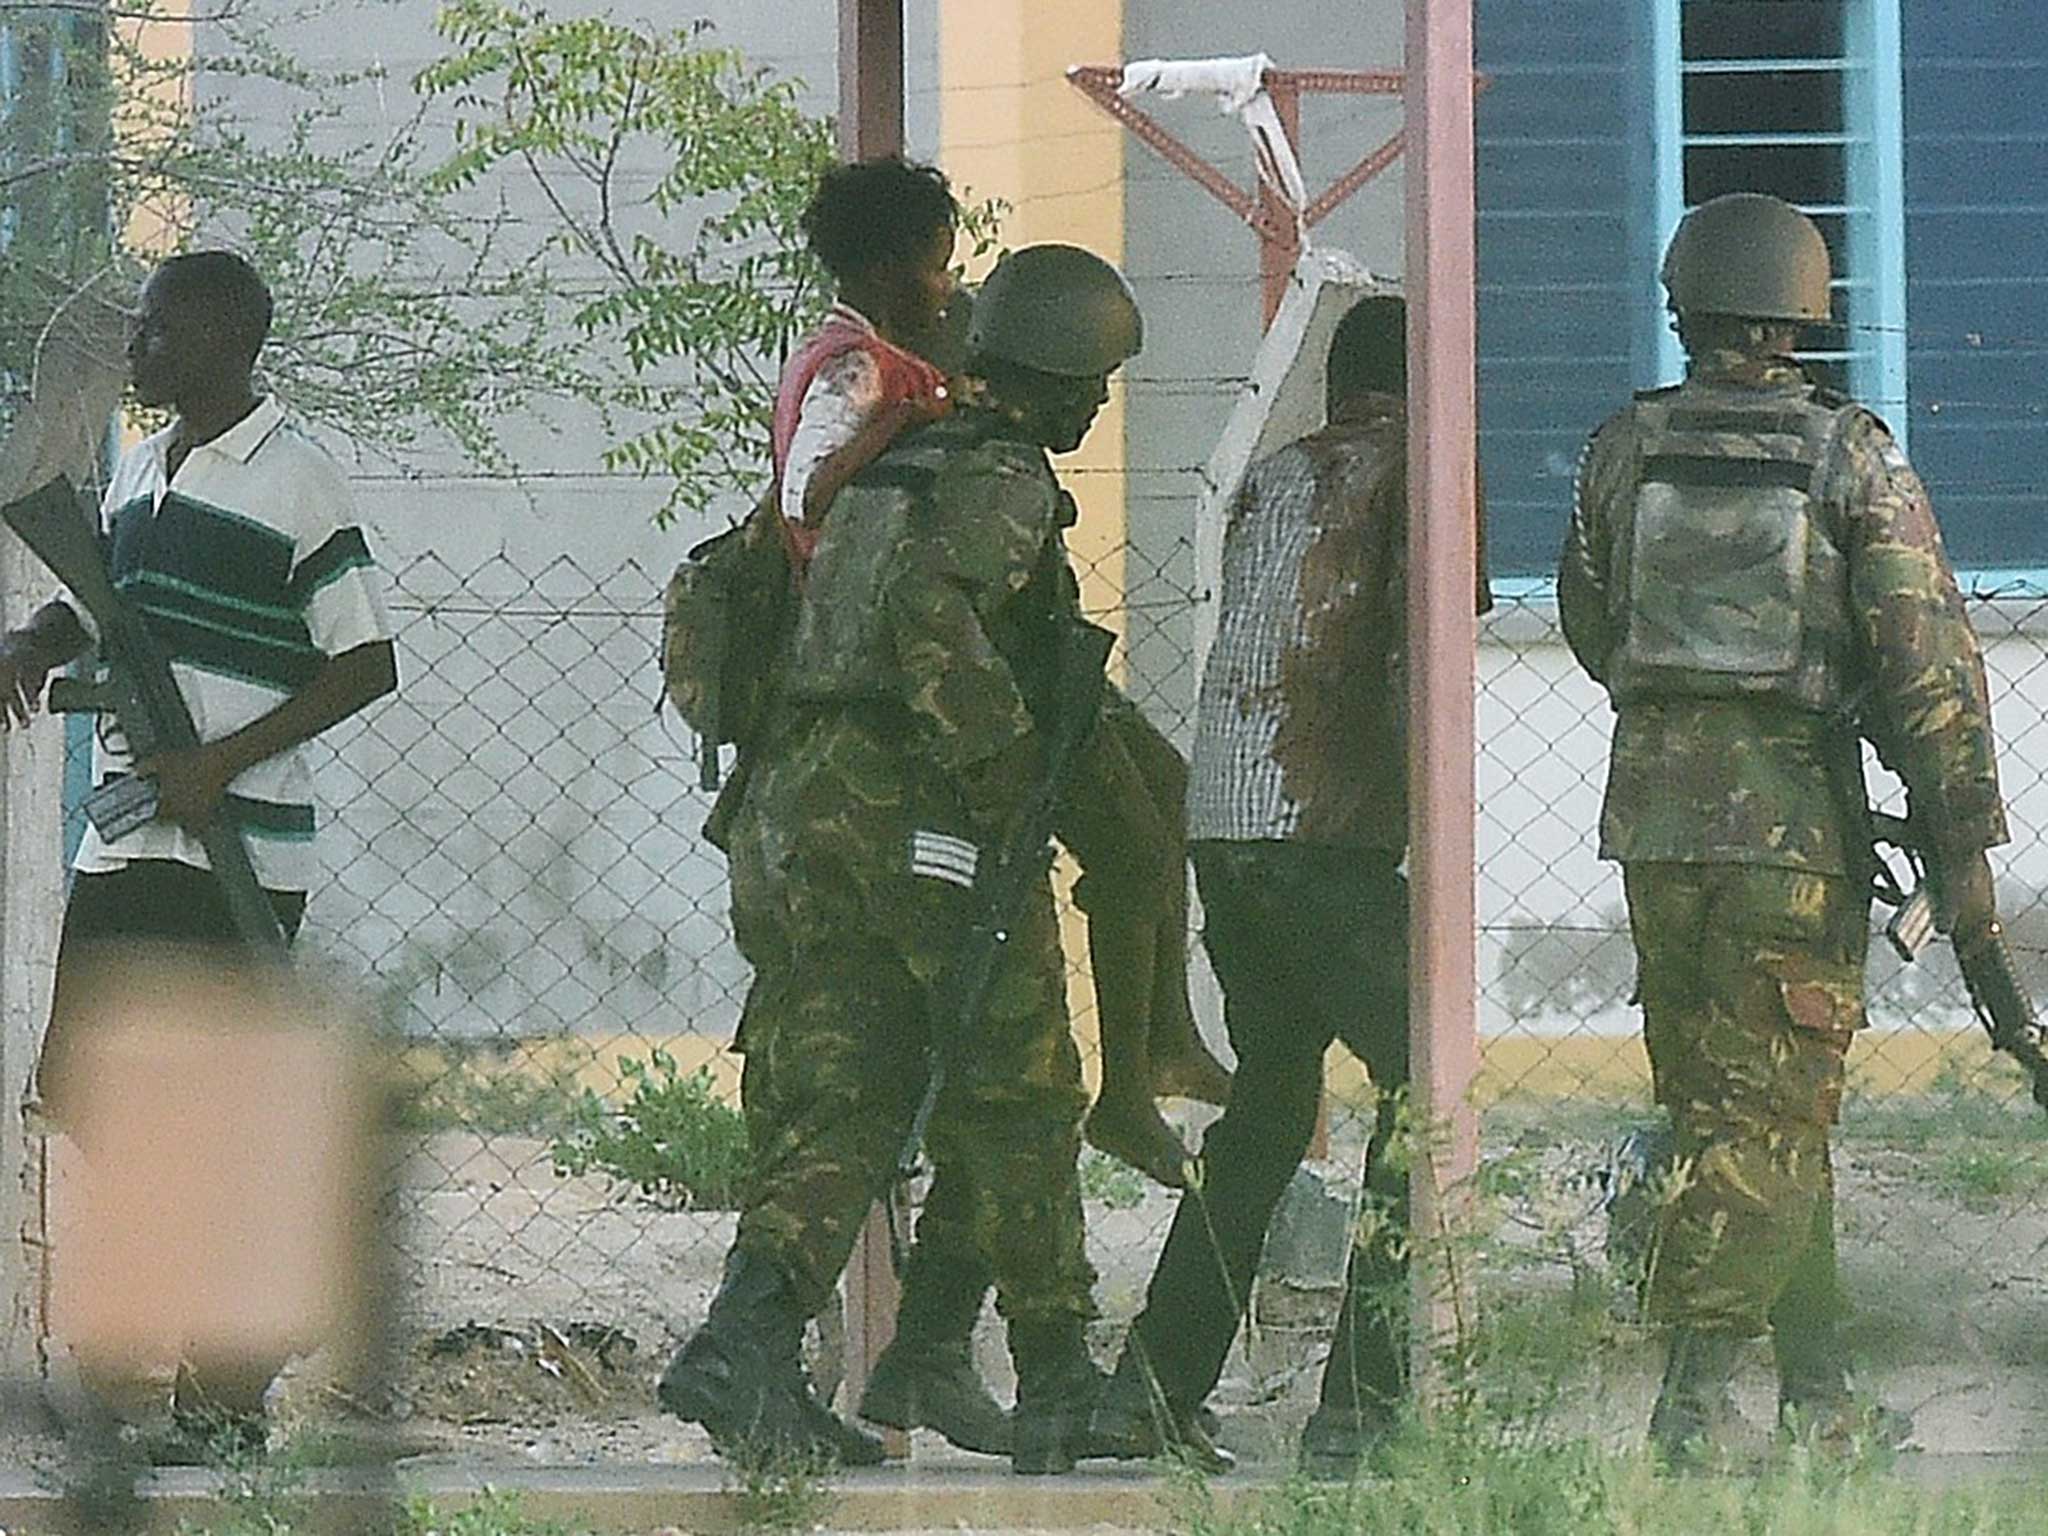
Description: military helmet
1661,193,1832,323
968,243,1142,376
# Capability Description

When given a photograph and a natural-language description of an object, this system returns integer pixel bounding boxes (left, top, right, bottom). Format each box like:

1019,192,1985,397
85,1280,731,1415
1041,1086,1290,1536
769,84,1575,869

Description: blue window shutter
1476,1,1656,576
1902,6,2048,568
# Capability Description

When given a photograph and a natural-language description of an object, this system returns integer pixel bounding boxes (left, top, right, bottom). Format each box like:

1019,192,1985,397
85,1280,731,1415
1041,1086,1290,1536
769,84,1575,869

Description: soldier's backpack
660,494,794,789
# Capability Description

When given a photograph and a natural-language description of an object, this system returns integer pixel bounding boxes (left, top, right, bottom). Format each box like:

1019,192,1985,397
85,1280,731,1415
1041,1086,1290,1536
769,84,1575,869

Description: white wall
1119,0,1407,737
1,535,68,1374
1476,597,2048,1046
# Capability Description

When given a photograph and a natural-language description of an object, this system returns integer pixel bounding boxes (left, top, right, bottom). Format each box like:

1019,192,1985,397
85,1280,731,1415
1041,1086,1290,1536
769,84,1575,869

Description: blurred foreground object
55,951,384,1410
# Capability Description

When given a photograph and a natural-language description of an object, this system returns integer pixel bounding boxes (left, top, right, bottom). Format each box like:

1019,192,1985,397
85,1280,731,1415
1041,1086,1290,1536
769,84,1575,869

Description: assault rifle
889,618,1118,1255
2,476,288,957
1873,810,2048,1111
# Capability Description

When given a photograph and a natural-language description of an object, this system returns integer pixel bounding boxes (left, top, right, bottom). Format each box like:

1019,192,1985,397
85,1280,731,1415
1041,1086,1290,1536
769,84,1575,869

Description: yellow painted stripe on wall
111,0,194,452
936,1,1128,642
114,0,194,260
939,0,1127,1085
398,1027,2011,1115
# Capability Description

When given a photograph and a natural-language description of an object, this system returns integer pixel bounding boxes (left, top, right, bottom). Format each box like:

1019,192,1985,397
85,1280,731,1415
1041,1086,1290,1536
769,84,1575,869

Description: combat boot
1773,1318,1912,1453
1085,1348,1235,1476
858,1246,1011,1454
1648,1328,1767,1470
658,1251,885,1467
1008,1316,1119,1475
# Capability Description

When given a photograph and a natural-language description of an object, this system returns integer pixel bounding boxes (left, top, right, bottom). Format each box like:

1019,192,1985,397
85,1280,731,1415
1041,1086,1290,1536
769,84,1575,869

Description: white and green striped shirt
70,396,393,893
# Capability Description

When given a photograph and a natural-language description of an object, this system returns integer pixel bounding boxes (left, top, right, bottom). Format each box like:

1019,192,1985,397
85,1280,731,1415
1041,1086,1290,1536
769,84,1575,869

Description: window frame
1648,0,1909,450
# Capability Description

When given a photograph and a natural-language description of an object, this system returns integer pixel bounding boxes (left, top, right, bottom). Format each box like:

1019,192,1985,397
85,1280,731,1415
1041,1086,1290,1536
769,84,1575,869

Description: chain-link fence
34,545,2034,1464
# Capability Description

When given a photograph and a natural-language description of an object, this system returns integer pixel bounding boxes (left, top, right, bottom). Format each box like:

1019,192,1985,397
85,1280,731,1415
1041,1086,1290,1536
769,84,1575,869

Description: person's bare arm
141,640,397,828
799,394,945,527
0,600,92,727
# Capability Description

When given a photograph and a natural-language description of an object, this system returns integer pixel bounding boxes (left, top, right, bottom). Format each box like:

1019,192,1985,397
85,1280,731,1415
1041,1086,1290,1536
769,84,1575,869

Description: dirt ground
344,1118,2048,1468
9,1110,2048,1489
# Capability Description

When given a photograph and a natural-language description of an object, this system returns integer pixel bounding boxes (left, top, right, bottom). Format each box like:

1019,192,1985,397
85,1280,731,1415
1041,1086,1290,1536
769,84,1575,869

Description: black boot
658,1250,885,1467
1009,1316,1118,1476
1768,1201,1911,1453
1085,1346,1235,1476
1648,1328,1765,1469
858,1246,1011,1454
1300,1244,1404,1479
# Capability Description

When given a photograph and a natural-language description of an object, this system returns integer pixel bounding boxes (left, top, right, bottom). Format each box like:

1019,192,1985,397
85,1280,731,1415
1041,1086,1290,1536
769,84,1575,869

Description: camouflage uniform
1559,349,2007,1336
722,405,1096,1329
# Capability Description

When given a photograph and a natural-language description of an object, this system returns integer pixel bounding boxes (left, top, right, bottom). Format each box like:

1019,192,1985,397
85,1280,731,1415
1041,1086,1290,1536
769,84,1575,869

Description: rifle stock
3,476,288,958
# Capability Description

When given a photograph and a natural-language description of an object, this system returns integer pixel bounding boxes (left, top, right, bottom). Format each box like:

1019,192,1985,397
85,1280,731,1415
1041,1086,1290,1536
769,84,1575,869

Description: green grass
145,1079,2048,1536
395,1058,586,1136
140,1399,2048,1536
549,1050,753,1209
723,1440,841,1533
1838,1089,2048,1152
393,1492,573,1536
1931,1143,2048,1209
1179,1438,2048,1536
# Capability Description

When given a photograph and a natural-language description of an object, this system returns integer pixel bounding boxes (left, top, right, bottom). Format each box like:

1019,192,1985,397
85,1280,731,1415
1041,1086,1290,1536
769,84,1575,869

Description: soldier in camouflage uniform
1559,194,2007,1463
660,244,1143,1476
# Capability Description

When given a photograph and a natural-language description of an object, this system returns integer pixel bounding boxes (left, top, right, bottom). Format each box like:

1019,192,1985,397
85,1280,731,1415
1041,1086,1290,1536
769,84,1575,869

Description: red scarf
771,312,945,570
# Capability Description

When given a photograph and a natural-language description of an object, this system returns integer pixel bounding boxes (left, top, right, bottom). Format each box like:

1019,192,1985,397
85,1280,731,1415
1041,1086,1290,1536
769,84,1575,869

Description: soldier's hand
1932,849,1997,945
138,743,236,831
0,635,53,728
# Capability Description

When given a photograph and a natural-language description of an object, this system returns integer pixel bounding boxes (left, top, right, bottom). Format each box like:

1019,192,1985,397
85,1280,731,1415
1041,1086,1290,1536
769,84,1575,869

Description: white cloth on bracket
1117,53,1309,236
1119,54,1271,111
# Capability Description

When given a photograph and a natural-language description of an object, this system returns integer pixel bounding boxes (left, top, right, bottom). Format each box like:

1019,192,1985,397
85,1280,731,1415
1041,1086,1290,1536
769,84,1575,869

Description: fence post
0,536,66,1381
836,0,909,1454
1404,0,1481,1389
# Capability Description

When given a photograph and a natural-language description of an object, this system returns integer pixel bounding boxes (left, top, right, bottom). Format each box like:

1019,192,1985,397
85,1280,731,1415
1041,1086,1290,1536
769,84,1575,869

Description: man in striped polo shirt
0,249,396,1425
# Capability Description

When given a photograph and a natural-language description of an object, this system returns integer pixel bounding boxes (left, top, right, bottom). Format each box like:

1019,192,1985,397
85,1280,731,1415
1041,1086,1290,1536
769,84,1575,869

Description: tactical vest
1605,383,1857,711
782,411,1058,711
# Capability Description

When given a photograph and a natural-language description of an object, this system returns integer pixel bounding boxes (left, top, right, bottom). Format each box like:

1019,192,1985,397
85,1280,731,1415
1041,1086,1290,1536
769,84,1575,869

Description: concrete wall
1,537,68,1377
211,0,842,573
1119,0,1406,736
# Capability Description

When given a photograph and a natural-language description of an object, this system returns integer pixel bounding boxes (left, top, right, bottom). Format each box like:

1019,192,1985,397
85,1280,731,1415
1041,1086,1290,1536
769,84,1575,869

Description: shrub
550,1050,752,1209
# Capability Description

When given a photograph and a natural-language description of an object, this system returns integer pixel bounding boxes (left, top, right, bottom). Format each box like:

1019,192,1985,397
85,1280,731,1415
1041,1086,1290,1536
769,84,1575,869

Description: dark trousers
37,860,305,1126
1122,840,1410,1420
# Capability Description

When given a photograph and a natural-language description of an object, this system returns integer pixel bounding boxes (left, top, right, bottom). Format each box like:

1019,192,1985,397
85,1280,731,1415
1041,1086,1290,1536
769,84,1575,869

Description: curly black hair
802,157,958,283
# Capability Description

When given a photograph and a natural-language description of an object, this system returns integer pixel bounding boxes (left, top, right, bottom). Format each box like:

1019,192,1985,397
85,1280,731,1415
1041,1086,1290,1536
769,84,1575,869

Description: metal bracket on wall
1066,63,1488,323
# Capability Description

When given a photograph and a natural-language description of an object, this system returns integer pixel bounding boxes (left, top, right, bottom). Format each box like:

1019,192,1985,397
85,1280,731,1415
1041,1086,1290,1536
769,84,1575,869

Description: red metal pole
1404,0,1480,1380
837,0,907,1456
837,0,904,161
1259,81,1304,327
